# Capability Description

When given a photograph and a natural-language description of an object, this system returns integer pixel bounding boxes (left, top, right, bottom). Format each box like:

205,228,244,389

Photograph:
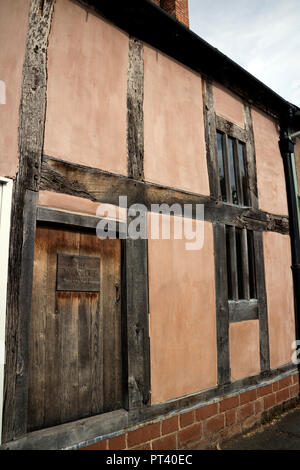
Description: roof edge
76,0,299,127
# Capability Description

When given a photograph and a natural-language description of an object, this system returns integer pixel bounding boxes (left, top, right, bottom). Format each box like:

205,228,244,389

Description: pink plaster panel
143,45,210,195
44,0,128,175
252,108,288,215
229,320,260,381
263,232,295,369
148,215,217,404
213,82,245,128
0,0,30,178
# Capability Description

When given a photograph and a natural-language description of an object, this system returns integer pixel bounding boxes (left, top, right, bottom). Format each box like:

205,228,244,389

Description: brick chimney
153,0,190,28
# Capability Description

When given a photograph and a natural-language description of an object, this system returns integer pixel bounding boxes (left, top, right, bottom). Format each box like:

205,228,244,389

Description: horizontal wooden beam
40,156,289,235
228,300,258,323
216,115,248,142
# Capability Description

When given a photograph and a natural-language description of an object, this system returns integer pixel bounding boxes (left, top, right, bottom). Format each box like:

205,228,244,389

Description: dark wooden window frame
203,80,270,385
216,130,249,207
216,116,251,208
226,226,257,302
216,116,262,317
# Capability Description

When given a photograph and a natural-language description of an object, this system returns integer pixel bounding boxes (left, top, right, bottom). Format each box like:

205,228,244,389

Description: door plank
78,292,98,418
58,291,79,424
45,228,80,428
28,226,48,430
102,239,122,411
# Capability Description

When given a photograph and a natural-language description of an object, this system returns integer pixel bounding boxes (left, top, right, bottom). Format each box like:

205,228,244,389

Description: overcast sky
189,0,300,107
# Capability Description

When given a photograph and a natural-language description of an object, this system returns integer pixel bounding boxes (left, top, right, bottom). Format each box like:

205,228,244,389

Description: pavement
219,405,300,450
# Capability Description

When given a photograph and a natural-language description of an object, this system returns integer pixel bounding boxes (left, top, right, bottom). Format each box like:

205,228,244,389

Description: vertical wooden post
125,231,151,409
213,223,230,385
254,232,270,373
127,37,144,181
203,79,220,200
2,0,55,443
126,35,150,408
244,104,259,210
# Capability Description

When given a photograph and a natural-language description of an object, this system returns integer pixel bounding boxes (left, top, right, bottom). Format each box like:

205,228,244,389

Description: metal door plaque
56,254,100,292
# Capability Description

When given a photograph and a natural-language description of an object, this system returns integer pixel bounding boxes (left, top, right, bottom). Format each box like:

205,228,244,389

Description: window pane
235,227,245,299
247,230,257,299
217,132,227,202
226,226,233,300
228,137,238,205
238,142,248,206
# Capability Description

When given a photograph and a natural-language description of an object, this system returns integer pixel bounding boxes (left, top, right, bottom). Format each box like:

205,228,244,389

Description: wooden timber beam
40,155,290,235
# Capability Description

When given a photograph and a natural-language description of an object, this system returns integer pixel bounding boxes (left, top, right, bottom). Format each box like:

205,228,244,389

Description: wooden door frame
3,204,151,443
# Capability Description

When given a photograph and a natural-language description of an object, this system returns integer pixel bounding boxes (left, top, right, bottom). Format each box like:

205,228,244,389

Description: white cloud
189,0,300,106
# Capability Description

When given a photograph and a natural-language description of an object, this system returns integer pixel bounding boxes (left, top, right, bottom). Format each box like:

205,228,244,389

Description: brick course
82,372,299,451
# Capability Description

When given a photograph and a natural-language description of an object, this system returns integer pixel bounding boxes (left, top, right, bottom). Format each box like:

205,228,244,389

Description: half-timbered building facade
0,0,300,450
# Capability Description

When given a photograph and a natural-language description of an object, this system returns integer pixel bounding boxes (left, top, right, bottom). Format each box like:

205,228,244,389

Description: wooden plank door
28,225,123,431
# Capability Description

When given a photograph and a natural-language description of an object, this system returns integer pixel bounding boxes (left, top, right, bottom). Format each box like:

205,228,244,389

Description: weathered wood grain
254,231,270,373
3,0,55,442
244,104,259,209
28,227,123,431
213,223,230,385
78,293,94,419
216,115,248,143
203,79,220,199
125,227,150,408
40,156,290,234
228,300,258,323
127,37,144,180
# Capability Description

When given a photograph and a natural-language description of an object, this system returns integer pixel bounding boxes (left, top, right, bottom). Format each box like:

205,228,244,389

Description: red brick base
81,372,299,450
